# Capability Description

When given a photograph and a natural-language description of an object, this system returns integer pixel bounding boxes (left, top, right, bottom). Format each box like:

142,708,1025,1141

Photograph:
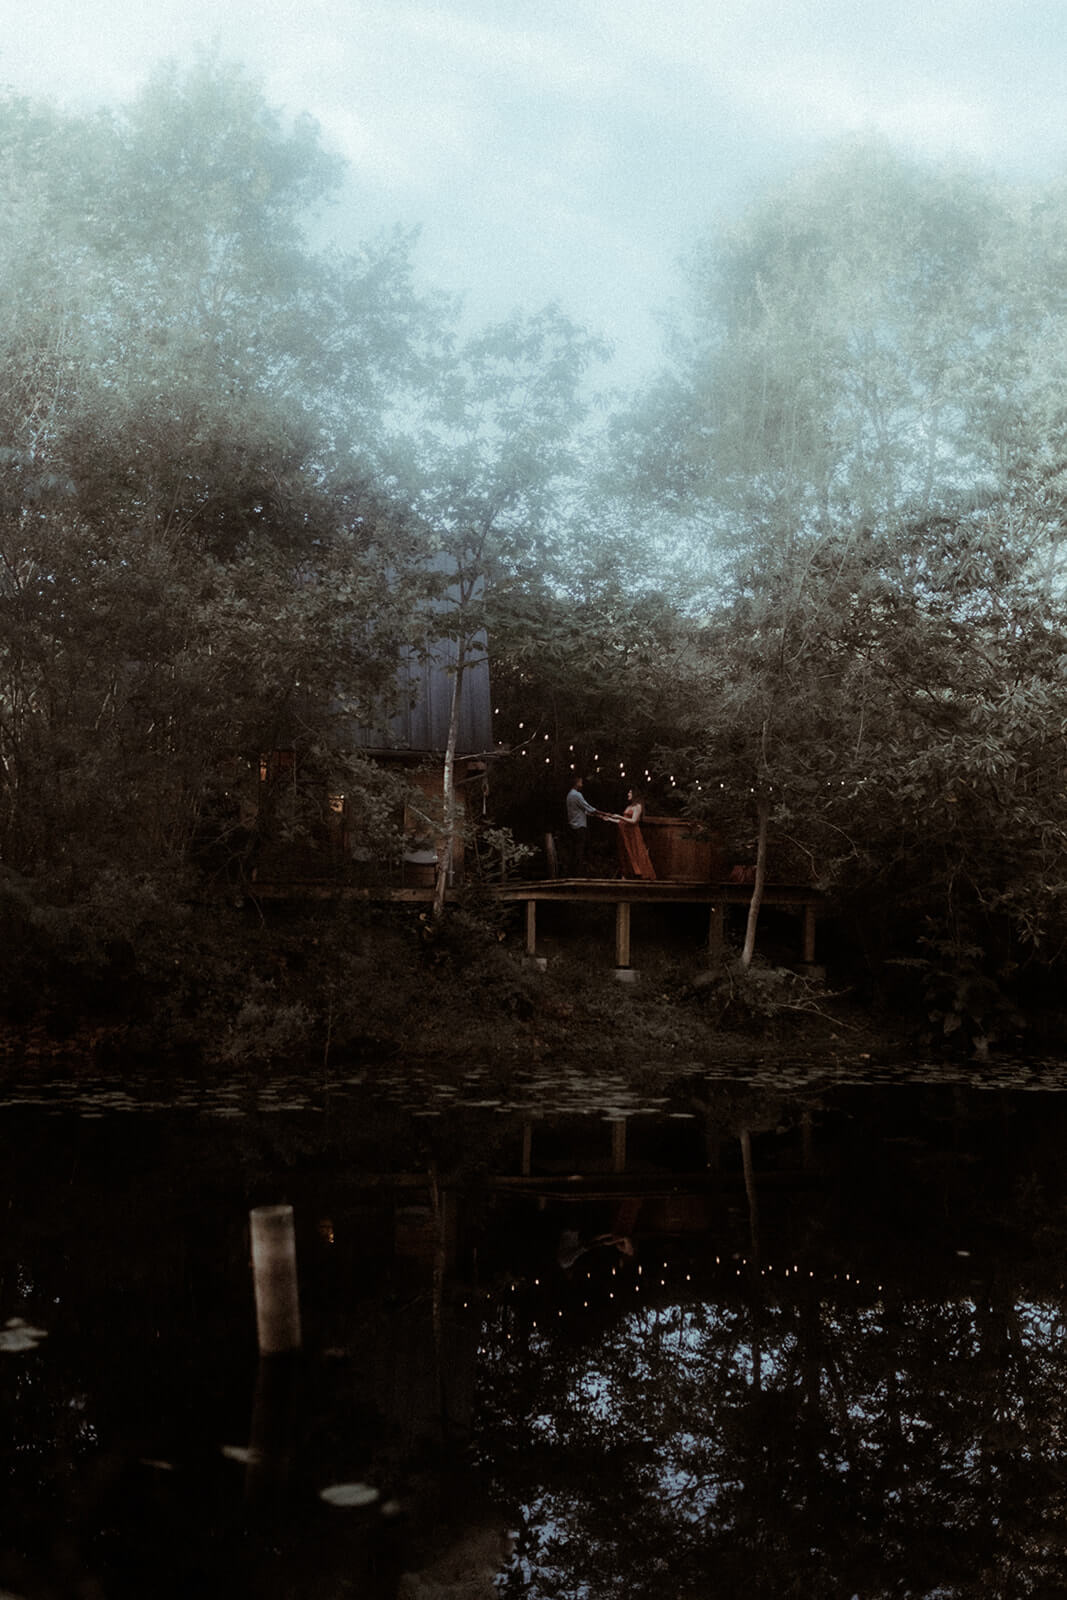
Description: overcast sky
4,1,1067,385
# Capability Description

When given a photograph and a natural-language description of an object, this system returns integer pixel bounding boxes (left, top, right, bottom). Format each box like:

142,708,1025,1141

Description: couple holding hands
565,777,656,880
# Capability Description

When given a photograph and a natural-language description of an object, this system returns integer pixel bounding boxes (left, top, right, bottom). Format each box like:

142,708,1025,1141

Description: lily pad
319,1481,380,1508
0,1319,48,1354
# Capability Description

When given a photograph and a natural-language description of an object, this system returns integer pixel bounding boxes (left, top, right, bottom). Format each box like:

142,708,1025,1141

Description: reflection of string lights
468,1255,879,1339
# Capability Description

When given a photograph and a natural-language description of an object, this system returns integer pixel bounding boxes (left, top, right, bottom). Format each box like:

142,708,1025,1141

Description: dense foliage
2,67,1066,1053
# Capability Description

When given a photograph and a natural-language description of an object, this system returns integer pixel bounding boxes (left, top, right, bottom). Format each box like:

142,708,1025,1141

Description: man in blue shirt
565,777,601,876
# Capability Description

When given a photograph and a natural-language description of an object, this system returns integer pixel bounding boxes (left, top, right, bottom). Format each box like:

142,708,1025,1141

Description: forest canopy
2,61,1066,1055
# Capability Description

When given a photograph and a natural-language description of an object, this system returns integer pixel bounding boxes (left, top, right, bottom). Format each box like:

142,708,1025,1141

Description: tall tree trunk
432,640,467,924
740,792,770,968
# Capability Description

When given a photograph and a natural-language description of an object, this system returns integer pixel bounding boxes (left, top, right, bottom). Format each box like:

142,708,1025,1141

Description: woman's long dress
617,805,656,879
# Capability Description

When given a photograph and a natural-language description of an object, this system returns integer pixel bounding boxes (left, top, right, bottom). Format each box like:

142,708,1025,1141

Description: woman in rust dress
612,789,656,880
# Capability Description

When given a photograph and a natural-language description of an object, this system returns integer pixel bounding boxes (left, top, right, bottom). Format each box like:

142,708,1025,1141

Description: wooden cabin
252,584,493,887
348,632,493,887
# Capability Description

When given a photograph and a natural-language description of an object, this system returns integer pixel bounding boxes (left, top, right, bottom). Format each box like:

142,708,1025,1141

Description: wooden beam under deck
247,876,826,965
250,877,824,910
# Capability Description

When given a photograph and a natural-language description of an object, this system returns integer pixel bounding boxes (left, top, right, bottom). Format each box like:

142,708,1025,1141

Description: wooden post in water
250,1205,302,1355
611,1118,627,1173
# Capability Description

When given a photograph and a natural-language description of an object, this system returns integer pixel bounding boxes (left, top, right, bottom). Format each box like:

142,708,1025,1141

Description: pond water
4,1053,1067,1598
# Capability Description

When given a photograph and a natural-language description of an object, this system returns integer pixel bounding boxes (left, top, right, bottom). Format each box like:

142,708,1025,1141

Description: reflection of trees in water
475,1278,1067,1598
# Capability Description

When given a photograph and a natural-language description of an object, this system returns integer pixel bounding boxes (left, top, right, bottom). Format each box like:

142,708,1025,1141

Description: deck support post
707,902,724,961
615,901,631,968
524,899,537,957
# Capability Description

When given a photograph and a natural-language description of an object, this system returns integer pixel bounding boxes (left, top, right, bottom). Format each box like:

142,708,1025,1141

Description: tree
610,142,1067,1016
0,62,442,1024
664,141,1028,544
398,306,609,918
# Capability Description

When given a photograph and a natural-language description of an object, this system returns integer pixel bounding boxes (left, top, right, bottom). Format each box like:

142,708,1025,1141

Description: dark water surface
4,1054,1067,1598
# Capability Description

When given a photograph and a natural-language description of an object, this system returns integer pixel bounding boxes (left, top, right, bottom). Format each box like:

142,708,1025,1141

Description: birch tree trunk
432,639,467,923
740,792,770,968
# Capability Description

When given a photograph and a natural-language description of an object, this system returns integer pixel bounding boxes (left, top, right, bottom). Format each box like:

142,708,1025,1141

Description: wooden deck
500,877,822,966
248,874,825,967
